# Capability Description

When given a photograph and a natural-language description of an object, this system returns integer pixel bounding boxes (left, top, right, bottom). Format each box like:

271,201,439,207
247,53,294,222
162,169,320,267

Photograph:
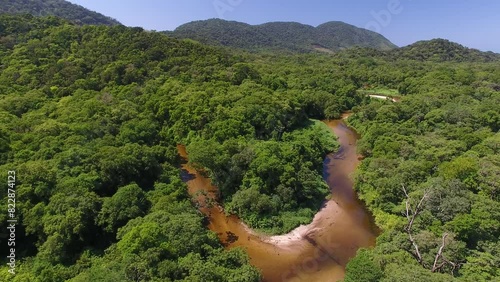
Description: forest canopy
0,13,499,282
0,0,121,26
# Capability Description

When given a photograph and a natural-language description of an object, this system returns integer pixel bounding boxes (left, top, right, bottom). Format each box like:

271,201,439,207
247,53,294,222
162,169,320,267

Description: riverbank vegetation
0,15,345,281
345,58,499,281
0,14,498,281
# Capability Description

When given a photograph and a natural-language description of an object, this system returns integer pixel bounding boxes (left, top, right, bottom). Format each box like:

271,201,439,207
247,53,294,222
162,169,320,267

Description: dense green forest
344,61,500,281
393,39,500,62
0,0,120,26
0,14,354,281
166,19,396,53
0,12,499,282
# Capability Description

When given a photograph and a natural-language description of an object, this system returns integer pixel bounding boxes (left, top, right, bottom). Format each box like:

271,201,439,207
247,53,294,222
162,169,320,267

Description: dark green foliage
97,183,149,233
395,39,500,62
167,18,397,53
1,12,499,281
0,0,120,26
0,14,351,280
0,15,261,281
346,52,499,280
187,120,336,233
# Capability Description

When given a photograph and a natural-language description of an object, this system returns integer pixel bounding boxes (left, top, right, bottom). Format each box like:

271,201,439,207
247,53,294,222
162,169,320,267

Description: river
178,118,378,282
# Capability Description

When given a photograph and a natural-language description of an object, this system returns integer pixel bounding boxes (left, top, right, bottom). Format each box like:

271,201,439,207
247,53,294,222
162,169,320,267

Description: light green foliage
0,13,499,281
97,183,149,233
460,248,500,281
381,263,456,282
347,52,499,280
344,249,383,282
0,14,261,281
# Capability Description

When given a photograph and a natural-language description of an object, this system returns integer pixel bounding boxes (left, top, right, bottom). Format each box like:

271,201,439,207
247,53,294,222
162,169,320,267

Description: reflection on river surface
178,118,378,282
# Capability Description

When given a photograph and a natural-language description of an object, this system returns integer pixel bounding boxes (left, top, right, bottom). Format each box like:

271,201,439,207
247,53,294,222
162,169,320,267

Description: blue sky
67,0,500,52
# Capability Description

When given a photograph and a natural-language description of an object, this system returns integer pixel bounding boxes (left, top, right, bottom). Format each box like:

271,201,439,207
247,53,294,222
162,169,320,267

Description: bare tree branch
432,232,461,275
402,186,460,275
441,256,459,275
402,185,428,265
432,233,449,272
402,185,409,198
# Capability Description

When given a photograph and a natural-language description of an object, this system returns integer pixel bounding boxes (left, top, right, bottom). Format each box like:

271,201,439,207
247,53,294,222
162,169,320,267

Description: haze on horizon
67,0,500,53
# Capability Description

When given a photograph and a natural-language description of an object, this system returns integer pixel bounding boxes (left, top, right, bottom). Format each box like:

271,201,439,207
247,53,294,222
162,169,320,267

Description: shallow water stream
178,118,378,282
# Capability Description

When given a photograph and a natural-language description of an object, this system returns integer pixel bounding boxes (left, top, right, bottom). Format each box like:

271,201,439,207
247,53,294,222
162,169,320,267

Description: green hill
0,0,120,25
166,19,397,53
315,21,396,51
395,38,500,62
0,11,499,282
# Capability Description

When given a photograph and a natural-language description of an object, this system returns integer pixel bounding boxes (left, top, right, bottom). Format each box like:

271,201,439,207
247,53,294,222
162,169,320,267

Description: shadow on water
180,169,196,182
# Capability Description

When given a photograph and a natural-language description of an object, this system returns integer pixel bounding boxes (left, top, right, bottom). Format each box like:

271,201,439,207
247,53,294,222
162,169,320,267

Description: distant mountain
166,19,397,53
394,39,500,62
0,0,121,26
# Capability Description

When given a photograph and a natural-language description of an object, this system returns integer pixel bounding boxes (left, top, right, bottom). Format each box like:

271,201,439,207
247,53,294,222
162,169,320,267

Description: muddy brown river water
178,118,378,282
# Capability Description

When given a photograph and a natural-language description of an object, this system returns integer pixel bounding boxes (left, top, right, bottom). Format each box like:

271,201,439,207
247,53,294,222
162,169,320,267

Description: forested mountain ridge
166,19,500,61
166,18,397,53
395,38,500,62
0,13,499,282
0,0,121,26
